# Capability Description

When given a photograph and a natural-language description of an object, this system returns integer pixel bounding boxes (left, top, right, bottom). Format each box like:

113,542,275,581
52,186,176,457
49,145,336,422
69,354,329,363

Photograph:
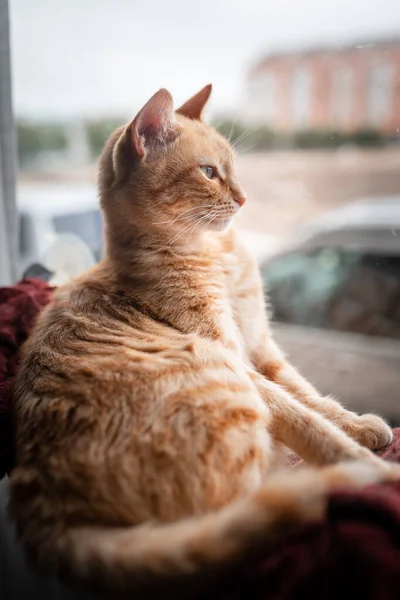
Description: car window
327,253,400,339
261,248,400,339
52,209,104,262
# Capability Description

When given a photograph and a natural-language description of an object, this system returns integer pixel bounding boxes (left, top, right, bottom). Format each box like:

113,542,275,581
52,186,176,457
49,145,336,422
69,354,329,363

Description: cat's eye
200,165,217,179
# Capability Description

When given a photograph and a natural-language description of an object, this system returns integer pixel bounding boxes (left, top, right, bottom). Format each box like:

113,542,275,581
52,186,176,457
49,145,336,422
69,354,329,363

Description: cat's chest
183,262,247,358
219,250,259,362
213,271,249,360
222,298,249,360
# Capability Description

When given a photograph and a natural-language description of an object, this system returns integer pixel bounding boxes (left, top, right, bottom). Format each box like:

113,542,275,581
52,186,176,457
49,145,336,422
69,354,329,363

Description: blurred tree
293,130,346,149
213,120,277,151
85,118,123,158
16,121,68,166
352,129,384,147
247,126,277,151
213,120,246,144
213,118,385,152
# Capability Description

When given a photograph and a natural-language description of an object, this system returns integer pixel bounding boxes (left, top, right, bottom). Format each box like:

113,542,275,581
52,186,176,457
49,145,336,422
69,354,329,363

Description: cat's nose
233,193,247,208
230,182,247,208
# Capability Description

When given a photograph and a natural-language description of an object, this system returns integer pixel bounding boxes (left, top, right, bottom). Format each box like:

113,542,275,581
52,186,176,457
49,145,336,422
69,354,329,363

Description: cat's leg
251,338,392,451
225,232,392,452
222,229,391,451
248,369,392,468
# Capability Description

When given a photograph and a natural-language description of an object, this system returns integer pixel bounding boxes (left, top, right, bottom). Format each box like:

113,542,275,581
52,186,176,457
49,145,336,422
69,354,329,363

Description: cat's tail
41,459,397,594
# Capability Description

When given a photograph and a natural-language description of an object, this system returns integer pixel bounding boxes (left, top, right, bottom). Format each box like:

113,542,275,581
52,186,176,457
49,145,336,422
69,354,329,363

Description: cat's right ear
176,84,212,120
130,88,176,157
112,89,176,181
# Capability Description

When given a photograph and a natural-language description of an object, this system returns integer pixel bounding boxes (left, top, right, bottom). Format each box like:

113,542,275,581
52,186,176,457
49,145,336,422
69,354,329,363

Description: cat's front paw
351,414,393,451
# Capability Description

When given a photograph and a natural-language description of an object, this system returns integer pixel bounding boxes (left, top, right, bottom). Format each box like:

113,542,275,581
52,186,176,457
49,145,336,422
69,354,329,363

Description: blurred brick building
244,39,400,134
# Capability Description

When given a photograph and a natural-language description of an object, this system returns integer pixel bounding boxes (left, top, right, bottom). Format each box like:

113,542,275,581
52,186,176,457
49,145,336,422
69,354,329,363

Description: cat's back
18,265,130,368
14,264,205,414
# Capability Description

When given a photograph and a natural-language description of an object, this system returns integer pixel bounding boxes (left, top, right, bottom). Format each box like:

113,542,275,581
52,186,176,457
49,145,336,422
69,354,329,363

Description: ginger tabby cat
10,85,398,594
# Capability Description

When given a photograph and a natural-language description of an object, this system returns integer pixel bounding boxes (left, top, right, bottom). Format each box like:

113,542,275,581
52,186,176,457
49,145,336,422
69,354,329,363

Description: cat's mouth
209,204,240,229
207,215,234,231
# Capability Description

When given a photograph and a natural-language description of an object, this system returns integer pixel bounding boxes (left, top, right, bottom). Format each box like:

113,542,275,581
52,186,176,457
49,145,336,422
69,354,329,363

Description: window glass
9,1,400,421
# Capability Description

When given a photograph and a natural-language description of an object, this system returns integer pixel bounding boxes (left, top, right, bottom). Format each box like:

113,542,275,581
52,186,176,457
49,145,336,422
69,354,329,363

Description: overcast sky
9,0,400,121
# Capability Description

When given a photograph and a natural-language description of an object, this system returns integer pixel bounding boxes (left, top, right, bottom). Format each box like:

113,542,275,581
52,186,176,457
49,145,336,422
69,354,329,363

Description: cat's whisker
153,209,214,227
168,218,204,245
153,212,211,226
208,210,220,223
168,210,216,245
231,130,254,148
195,216,214,241
208,210,227,230
227,119,237,144
152,205,215,226
235,145,254,156
231,126,260,150
187,213,214,243
153,213,203,226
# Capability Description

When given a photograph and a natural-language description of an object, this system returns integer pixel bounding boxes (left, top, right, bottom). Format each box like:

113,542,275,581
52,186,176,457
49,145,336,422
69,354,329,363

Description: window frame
0,0,18,285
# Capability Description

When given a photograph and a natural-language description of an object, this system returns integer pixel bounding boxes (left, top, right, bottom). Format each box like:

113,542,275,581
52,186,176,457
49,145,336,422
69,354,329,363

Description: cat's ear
176,84,212,120
130,88,176,157
112,89,176,181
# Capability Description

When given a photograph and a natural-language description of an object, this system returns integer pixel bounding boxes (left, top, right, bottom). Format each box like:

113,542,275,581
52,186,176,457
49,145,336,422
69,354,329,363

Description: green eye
200,165,216,179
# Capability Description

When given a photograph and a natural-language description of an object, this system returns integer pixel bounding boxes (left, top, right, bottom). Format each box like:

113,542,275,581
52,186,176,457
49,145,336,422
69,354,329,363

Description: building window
291,67,311,130
247,71,275,125
331,67,354,129
366,63,394,127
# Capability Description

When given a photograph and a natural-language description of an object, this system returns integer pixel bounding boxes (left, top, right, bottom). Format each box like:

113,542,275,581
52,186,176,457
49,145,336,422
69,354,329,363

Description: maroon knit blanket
1,278,400,599
0,278,53,478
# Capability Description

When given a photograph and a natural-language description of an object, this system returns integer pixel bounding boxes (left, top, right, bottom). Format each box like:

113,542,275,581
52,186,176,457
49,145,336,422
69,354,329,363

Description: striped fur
10,86,398,594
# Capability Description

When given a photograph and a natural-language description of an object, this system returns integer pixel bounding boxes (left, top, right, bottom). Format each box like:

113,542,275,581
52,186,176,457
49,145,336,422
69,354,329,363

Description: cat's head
99,85,246,245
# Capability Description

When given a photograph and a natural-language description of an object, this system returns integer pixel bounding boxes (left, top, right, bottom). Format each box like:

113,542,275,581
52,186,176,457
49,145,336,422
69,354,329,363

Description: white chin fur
208,218,233,232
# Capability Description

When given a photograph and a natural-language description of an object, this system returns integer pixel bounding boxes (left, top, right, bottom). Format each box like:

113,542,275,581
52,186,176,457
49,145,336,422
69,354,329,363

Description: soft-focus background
9,0,400,420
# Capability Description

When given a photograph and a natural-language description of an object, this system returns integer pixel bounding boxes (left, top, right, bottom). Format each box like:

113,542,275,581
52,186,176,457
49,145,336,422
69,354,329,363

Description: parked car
260,197,400,423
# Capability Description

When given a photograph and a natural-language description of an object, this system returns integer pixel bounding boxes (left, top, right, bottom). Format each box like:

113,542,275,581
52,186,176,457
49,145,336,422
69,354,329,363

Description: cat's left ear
176,84,212,120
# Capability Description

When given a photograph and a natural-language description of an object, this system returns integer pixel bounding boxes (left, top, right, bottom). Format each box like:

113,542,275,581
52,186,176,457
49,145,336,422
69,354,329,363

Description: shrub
213,119,385,152
85,119,124,158
16,121,68,166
